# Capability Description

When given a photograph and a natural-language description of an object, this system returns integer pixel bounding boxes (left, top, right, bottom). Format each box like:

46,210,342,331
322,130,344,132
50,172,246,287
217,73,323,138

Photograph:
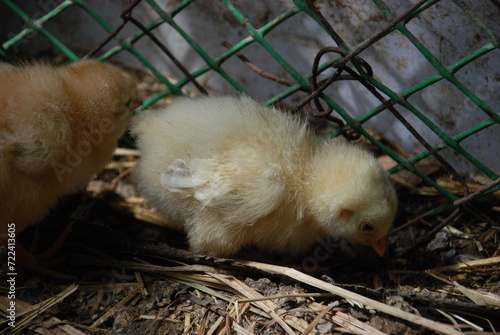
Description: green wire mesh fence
1,0,499,218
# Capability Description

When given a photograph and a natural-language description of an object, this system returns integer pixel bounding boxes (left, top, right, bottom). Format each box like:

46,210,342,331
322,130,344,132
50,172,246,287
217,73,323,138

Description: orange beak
365,236,387,257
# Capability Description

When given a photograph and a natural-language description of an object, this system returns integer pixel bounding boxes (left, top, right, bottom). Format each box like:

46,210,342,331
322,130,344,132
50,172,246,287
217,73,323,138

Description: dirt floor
1,156,499,335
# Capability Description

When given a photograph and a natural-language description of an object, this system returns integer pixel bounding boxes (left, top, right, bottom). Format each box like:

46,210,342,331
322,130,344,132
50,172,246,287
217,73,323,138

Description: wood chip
241,260,463,335
331,311,387,335
209,273,309,335
432,256,500,272
0,284,80,335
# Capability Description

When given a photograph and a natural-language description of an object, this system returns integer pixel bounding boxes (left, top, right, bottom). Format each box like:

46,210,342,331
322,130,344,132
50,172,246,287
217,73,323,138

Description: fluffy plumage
132,96,397,257
0,59,139,233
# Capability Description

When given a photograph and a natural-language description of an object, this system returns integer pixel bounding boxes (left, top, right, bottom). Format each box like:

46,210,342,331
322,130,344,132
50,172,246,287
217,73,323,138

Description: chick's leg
14,241,75,280
1,223,76,280
34,221,74,263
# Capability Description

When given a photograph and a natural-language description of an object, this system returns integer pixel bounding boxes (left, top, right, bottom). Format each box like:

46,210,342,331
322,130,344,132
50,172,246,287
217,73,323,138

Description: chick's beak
130,97,142,110
366,236,387,257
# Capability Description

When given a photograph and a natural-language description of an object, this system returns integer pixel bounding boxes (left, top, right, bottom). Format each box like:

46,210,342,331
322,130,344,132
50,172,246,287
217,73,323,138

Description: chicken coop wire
1,0,499,217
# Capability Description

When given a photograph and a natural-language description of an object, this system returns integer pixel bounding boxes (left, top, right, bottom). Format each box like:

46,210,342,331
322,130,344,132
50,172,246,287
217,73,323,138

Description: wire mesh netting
1,0,499,217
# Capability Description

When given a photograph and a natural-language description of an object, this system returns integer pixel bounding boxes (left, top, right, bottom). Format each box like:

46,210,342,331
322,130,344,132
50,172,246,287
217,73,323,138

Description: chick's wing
161,146,286,226
0,70,73,176
3,110,73,177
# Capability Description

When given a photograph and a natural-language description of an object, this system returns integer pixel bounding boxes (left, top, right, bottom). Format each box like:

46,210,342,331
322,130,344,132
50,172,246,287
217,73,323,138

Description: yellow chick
131,96,397,257
0,60,139,276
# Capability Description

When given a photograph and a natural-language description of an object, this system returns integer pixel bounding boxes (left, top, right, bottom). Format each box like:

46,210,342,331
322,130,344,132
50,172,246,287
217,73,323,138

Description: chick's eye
359,223,374,232
125,98,133,108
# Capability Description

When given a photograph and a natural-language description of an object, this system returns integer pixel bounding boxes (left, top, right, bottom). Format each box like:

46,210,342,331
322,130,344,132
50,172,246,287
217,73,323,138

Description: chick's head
61,60,140,132
53,60,140,189
305,141,397,256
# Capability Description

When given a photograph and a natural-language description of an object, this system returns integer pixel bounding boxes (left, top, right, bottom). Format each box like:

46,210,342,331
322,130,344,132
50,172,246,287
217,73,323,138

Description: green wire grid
1,0,499,211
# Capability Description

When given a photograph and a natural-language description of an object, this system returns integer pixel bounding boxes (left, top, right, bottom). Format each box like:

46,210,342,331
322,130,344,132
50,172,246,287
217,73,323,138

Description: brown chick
131,96,397,258
0,60,139,277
